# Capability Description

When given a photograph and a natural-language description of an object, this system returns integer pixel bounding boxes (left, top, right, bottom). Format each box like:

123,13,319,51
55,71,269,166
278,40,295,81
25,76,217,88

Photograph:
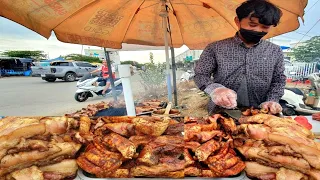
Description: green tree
139,63,166,98
1,50,46,60
64,54,101,63
121,60,143,69
149,52,154,64
293,36,320,63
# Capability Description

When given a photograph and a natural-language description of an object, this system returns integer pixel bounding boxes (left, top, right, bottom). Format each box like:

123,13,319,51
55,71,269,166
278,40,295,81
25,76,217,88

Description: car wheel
45,78,56,82
74,92,89,102
65,72,76,82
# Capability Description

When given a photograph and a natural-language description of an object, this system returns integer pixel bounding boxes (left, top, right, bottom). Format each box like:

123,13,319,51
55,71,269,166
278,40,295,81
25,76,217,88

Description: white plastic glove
260,101,282,114
210,87,237,109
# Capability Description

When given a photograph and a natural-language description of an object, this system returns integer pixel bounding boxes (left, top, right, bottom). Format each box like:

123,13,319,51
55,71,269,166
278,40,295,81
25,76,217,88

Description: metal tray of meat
77,169,247,180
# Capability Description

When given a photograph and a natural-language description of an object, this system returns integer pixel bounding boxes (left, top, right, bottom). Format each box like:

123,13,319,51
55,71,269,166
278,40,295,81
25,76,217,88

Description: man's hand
260,101,282,114
210,87,237,109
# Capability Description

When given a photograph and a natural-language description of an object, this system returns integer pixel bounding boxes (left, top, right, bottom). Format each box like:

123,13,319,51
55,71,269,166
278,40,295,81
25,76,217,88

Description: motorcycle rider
90,59,114,96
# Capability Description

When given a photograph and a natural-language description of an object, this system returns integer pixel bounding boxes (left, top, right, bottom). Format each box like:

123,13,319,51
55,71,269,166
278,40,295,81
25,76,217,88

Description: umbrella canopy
0,0,307,50
0,0,308,106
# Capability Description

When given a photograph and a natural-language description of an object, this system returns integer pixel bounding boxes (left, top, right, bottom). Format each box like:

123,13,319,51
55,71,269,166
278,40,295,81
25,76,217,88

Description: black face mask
239,28,267,44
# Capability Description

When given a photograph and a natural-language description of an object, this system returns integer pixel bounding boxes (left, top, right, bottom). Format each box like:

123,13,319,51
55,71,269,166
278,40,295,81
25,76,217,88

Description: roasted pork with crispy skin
77,154,105,178
103,133,136,159
0,145,61,176
0,117,41,137
7,139,49,154
245,161,278,180
130,161,185,177
219,116,237,133
39,159,78,179
133,117,170,136
104,123,134,137
185,141,201,152
235,114,320,179
9,166,43,180
84,148,122,172
276,168,306,180
129,136,155,147
195,139,220,161
189,130,223,143
184,166,201,177
184,149,195,166
137,136,184,166
79,116,91,135
40,117,69,135
0,123,46,159
99,116,133,123
164,122,183,135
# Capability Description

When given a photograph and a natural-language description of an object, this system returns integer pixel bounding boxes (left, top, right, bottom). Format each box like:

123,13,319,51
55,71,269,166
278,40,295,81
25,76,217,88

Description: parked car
32,61,98,82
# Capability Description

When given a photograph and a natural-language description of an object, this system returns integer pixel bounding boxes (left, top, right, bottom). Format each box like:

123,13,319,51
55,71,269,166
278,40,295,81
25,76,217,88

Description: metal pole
160,0,172,103
104,48,117,102
170,47,178,106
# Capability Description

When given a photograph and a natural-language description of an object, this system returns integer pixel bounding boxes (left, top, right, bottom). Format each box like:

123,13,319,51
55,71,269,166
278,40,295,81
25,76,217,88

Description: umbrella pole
104,48,117,102
170,47,178,106
160,2,173,103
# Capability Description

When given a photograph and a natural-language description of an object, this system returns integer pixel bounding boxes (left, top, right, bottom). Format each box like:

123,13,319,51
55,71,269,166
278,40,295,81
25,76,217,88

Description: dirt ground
134,81,210,117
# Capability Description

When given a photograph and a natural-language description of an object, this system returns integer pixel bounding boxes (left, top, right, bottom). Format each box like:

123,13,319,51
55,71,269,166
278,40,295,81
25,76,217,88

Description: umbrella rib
167,0,184,46
50,0,99,31
195,0,238,31
176,0,218,41
121,0,146,44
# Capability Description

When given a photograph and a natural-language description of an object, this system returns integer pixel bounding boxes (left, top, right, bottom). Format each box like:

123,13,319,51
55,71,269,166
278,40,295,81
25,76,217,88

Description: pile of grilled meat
65,101,111,117
0,116,82,180
65,100,168,117
234,114,320,180
76,116,185,178
184,115,246,177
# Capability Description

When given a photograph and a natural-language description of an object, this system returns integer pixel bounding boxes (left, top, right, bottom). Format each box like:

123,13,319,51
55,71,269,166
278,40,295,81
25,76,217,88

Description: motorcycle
281,73,320,116
74,73,123,102
180,70,195,82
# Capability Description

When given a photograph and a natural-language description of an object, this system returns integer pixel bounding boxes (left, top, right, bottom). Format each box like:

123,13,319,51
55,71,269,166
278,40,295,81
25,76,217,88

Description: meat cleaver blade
224,109,242,120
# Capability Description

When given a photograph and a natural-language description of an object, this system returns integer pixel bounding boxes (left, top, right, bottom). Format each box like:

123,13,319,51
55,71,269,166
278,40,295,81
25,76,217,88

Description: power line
294,31,312,37
305,0,320,14
293,18,320,48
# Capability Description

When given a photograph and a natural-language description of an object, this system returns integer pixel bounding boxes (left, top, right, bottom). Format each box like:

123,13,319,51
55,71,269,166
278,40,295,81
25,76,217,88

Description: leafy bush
138,63,166,98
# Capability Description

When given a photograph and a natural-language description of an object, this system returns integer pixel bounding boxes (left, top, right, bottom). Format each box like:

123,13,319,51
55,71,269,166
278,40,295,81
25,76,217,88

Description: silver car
32,61,98,82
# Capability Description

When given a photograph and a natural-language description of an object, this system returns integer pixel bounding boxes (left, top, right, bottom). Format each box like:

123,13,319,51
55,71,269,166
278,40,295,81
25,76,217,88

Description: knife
223,109,242,120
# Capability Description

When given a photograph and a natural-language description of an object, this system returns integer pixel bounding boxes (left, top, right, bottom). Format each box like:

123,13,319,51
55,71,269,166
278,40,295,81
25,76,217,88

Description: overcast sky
0,0,319,63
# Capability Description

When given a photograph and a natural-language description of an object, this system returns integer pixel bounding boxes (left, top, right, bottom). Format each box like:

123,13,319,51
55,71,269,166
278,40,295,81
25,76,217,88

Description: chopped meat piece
185,141,201,152
245,161,278,180
103,133,136,159
184,166,201,177
104,123,134,137
133,117,170,136
195,140,220,161
276,168,305,180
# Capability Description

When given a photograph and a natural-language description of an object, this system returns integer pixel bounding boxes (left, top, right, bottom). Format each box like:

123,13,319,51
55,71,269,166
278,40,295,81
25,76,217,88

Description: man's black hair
236,0,282,26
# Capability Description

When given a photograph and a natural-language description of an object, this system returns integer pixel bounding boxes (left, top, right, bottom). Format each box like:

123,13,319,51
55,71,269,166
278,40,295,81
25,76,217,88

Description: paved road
0,70,184,116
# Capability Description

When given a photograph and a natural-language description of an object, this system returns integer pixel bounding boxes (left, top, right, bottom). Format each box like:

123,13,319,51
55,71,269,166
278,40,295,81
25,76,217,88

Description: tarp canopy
280,46,291,50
